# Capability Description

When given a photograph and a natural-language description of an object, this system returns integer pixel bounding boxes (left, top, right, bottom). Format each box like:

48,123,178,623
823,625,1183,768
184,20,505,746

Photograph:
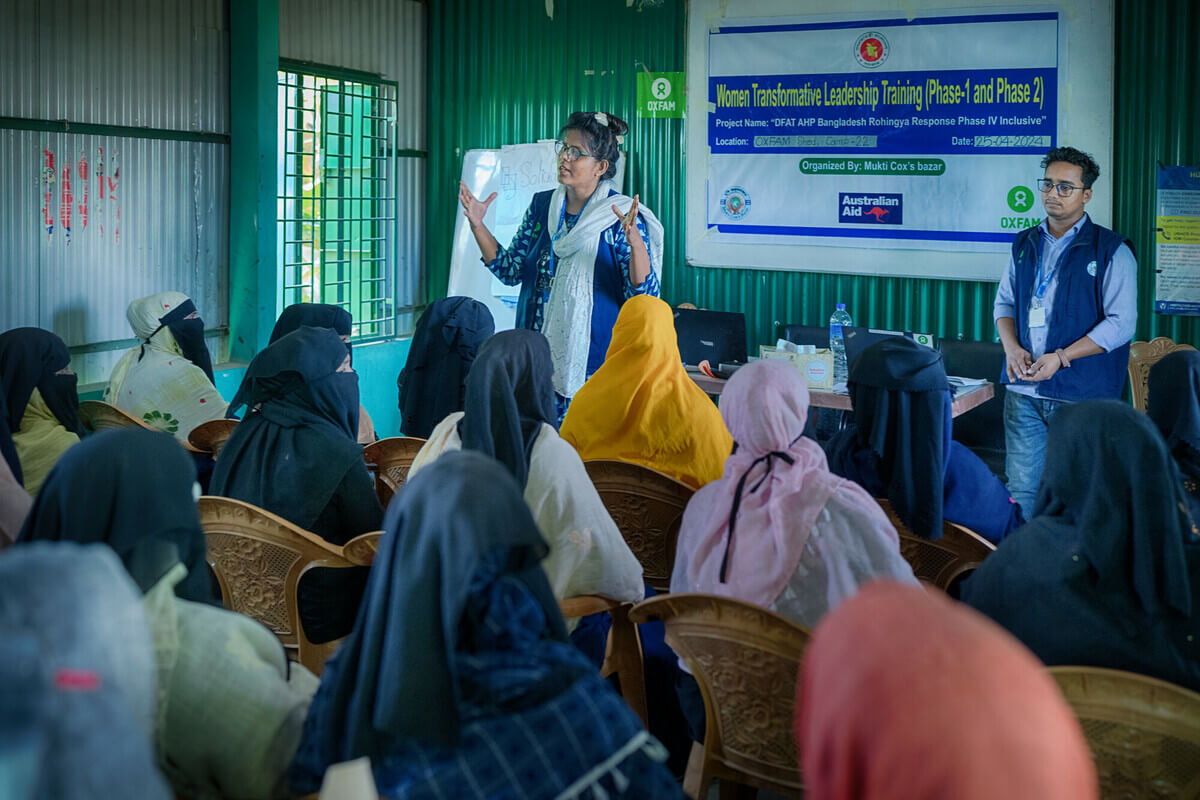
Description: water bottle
829,303,853,386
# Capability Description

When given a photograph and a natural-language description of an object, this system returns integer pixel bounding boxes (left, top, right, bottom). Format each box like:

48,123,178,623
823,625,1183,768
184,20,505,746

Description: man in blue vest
993,146,1137,518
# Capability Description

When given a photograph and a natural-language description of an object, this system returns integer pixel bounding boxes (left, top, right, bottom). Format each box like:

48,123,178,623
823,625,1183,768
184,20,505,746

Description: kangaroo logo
864,207,890,221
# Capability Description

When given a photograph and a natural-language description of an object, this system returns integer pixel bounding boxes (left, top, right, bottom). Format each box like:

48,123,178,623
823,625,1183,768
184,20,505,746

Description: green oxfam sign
637,72,684,119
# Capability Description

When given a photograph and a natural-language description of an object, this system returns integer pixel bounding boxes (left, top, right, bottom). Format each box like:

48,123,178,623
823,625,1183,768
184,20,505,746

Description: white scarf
541,180,664,398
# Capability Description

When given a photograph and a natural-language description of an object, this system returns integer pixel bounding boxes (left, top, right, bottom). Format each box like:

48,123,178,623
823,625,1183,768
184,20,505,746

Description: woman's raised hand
611,194,640,237
459,181,497,229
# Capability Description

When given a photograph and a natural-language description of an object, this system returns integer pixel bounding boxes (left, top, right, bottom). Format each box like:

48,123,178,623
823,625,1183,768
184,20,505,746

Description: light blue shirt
993,214,1138,398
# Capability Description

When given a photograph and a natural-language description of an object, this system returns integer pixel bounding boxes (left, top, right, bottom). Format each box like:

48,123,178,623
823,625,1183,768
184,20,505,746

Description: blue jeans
1003,391,1065,519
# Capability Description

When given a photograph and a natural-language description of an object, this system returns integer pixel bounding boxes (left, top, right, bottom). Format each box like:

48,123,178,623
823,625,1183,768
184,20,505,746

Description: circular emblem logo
1007,185,1035,213
721,186,751,220
651,77,672,100
854,31,889,69
805,359,829,384
1087,260,1098,277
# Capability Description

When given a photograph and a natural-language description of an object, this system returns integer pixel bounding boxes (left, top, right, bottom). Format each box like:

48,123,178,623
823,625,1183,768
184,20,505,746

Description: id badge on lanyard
1029,249,1053,329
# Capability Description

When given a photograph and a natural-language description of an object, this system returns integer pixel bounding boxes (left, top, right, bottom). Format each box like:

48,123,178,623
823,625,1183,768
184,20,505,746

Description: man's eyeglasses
1036,178,1084,198
554,140,595,162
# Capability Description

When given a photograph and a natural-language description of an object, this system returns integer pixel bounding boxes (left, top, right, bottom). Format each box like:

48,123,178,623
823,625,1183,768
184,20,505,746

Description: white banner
686,1,1115,281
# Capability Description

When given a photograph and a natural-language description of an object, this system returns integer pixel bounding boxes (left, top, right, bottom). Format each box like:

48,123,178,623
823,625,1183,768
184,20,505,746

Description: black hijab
840,337,950,539
398,297,495,438
0,388,21,486
210,326,363,531
962,401,1200,689
15,427,217,605
0,328,84,438
153,299,215,384
1148,350,1200,487
1033,399,1193,617
458,329,556,488
227,304,354,419
301,450,568,759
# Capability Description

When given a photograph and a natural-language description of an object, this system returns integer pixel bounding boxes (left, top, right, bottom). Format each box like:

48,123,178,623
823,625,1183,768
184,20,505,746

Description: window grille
277,64,399,339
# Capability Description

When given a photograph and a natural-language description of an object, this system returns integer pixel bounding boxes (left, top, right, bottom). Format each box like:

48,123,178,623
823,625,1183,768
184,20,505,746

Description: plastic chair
875,498,995,592
560,594,648,728
630,593,809,799
197,496,356,675
1129,337,1197,412
1049,666,1200,798
583,460,694,592
362,437,426,507
188,418,239,459
342,530,383,567
79,399,153,433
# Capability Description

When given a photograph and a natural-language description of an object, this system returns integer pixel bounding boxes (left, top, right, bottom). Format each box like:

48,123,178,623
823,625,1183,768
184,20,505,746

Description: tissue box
758,346,835,390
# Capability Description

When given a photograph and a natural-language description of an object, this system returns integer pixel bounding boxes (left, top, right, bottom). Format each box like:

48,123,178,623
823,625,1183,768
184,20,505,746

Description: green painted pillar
228,0,279,363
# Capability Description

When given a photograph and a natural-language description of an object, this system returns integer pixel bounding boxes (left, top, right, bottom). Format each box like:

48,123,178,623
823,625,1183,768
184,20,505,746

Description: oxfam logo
651,77,672,100
1007,185,1035,213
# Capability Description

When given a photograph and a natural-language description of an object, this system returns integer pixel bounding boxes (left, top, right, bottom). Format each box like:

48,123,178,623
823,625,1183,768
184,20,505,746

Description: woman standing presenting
459,111,664,415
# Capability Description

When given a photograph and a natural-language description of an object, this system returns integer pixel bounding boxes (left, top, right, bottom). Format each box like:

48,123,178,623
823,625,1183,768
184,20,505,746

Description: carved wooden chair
875,498,995,593
1049,666,1200,799
187,418,239,459
362,437,426,508
1129,337,1197,412
630,593,809,799
583,460,694,592
197,496,356,675
560,594,648,728
79,399,153,433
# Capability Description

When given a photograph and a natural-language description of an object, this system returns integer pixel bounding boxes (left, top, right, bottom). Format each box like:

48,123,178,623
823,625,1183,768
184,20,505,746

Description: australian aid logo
839,193,903,224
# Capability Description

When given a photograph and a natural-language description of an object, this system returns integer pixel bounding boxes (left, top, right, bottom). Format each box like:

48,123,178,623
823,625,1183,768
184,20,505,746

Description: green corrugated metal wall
1113,0,1200,344
427,0,1199,349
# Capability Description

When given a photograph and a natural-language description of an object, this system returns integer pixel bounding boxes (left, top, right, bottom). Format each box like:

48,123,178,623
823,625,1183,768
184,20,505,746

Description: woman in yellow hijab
560,295,732,489
0,328,84,495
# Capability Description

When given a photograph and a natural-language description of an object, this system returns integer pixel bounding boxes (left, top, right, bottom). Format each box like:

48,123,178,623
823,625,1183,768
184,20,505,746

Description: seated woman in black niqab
227,303,378,443
1148,350,1200,521
0,327,85,496
823,337,1024,543
962,399,1200,692
210,326,382,643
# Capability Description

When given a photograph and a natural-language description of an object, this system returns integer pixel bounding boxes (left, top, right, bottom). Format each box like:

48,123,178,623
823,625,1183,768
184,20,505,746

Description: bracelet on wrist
1055,348,1071,368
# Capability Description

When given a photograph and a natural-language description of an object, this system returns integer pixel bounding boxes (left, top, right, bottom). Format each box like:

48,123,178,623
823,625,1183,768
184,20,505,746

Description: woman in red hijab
795,582,1097,800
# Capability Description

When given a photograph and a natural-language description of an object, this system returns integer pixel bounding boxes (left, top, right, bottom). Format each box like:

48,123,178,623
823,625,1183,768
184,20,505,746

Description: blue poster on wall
1154,165,1200,316
705,11,1059,249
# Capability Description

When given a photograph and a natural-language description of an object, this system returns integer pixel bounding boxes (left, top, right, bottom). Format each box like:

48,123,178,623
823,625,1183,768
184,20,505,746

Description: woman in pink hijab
796,582,1097,799
669,359,916,741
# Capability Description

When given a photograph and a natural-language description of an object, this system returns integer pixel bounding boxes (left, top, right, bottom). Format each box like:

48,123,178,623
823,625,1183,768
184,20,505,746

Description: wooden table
689,371,995,417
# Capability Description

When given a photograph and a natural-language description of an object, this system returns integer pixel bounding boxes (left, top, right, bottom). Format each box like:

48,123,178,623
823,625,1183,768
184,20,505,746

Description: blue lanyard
1032,235,1055,302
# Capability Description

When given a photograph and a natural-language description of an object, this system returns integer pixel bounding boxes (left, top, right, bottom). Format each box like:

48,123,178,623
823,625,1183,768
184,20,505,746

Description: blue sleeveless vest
1002,217,1133,401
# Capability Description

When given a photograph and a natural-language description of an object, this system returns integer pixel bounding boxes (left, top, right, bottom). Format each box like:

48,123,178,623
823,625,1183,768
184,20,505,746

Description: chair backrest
197,496,355,674
875,498,995,592
630,593,809,795
78,400,152,433
362,437,426,508
1049,666,1200,798
187,418,239,458
1129,337,1197,412
583,459,694,592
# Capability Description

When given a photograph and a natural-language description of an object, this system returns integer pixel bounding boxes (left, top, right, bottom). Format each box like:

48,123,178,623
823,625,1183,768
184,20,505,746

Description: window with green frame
277,62,400,340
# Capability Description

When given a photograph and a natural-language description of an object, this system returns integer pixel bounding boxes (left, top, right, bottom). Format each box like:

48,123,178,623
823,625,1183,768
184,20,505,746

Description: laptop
842,327,937,370
673,308,748,367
